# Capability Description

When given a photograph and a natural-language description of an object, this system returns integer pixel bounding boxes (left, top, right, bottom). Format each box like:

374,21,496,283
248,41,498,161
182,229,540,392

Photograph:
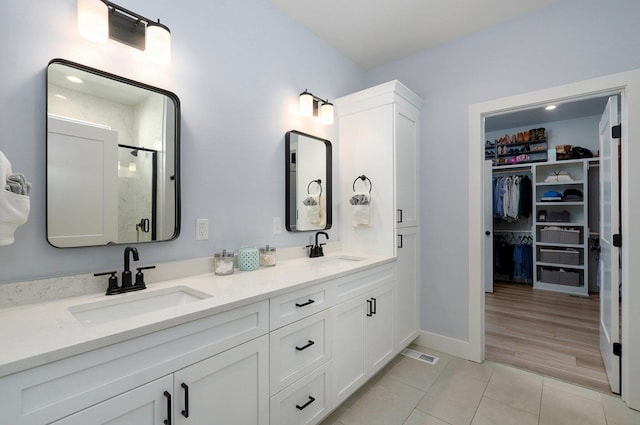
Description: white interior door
484,160,494,293
47,116,118,247
599,96,621,394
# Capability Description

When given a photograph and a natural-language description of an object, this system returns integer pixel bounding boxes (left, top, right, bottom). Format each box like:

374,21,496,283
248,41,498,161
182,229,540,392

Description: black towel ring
307,179,322,195
352,175,372,194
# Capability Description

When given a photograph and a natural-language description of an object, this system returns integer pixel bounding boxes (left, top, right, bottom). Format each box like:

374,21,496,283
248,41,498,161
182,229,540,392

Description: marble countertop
0,252,393,378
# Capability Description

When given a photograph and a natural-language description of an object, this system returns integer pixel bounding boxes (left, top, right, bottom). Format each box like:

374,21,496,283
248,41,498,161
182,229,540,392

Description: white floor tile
483,363,543,415
470,397,538,425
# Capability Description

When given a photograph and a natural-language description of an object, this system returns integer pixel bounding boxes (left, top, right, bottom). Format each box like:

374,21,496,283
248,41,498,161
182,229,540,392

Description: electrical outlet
273,217,281,235
196,219,209,240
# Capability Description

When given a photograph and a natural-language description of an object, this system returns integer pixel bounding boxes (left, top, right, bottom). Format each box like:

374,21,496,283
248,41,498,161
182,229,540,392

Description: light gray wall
0,0,363,283
365,0,640,341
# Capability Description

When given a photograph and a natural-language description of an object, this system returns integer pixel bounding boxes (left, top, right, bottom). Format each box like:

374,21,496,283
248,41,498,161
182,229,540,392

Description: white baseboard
415,330,479,362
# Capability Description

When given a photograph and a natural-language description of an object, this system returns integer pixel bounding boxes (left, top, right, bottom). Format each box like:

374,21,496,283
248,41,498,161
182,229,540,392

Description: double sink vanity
15,57,422,425
0,251,413,425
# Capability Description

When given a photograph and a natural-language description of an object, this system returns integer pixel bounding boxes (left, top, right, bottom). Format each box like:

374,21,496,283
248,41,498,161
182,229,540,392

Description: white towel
0,190,30,246
0,150,30,245
0,150,12,186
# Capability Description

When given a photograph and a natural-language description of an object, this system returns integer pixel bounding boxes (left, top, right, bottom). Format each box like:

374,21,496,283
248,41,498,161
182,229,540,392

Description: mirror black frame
46,58,181,247
285,130,332,232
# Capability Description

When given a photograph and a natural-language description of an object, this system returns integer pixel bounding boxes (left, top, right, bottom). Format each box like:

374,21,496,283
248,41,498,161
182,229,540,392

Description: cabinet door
394,103,419,228
365,283,395,374
395,228,419,349
51,375,173,425
174,335,269,425
331,295,366,406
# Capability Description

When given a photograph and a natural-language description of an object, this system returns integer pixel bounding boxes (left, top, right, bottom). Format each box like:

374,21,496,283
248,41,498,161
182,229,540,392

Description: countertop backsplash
0,241,342,308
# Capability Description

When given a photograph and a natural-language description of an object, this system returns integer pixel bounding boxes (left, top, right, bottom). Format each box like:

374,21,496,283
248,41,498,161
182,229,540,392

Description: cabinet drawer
270,310,332,395
0,300,268,425
334,262,395,305
270,362,332,425
270,282,332,329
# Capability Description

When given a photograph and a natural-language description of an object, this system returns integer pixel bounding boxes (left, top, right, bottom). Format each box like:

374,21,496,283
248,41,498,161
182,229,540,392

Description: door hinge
612,124,621,139
613,342,622,357
613,234,622,247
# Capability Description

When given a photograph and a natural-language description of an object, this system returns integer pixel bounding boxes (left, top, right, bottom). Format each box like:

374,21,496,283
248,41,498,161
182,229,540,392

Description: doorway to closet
482,95,621,395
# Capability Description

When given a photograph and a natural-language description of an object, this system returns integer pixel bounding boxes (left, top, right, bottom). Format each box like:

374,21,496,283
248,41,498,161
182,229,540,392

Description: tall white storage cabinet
336,80,422,351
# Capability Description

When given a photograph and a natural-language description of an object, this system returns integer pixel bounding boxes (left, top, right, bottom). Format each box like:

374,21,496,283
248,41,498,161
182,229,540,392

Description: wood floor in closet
485,281,611,394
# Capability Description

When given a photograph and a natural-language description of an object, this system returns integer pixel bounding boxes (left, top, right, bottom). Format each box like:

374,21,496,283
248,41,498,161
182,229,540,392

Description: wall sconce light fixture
299,90,334,125
77,0,171,64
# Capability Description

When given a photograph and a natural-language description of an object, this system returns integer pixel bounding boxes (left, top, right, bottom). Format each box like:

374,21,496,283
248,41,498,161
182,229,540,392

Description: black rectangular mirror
46,59,180,247
285,130,332,231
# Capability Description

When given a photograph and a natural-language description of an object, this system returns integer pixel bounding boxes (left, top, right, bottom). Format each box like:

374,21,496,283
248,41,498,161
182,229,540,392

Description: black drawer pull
295,340,315,351
397,209,403,223
366,299,373,317
398,234,404,249
371,297,377,315
296,396,316,411
295,299,315,308
181,383,190,418
163,391,172,425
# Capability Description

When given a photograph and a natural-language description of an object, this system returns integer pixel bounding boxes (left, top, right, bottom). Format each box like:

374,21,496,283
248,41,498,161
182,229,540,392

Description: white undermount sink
313,255,366,267
68,286,212,326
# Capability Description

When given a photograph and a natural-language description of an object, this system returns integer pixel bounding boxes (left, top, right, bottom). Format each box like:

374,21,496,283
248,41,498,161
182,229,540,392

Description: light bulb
321,102,334,125
299,91,314,117
146,22,171,65
77,0,108,43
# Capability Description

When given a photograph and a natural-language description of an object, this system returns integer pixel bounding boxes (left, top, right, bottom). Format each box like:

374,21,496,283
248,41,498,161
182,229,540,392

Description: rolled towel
6,173,31,195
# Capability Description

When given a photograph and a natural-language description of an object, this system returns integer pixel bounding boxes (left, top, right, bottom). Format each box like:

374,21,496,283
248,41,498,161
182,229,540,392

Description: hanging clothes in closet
494,234,533,281
493,174,532,220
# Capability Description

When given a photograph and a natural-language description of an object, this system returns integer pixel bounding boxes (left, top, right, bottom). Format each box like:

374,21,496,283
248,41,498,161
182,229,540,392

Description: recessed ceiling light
66,76,83,84
545,105,557,111
53,94,68,100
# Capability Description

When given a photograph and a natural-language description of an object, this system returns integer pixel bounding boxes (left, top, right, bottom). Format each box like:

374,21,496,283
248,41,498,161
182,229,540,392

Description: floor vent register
401,348,439,365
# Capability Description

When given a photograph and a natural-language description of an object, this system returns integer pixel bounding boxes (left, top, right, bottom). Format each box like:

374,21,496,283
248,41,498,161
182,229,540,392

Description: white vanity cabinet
269,282,334,425
173,335,269,425
0,301,269,425
51,375,174,425
331,262,396,406
395,227,419,348
337,80,422,358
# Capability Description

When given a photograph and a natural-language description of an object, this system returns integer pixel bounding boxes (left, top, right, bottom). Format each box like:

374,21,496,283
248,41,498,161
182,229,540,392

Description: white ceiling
271,0,561,70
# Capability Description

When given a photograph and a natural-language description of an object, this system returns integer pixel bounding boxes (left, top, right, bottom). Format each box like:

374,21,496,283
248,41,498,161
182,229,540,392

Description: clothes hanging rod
493,229,532,233
492,168,532,176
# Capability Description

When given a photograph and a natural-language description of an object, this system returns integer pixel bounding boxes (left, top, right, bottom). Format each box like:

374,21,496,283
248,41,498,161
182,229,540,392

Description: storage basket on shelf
539,248,581,265
539,227,581,244
539,267,581,286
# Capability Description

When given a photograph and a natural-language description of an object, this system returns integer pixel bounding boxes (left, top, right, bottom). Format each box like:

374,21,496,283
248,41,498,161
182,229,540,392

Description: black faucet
307,231,329,258
122,246,139,289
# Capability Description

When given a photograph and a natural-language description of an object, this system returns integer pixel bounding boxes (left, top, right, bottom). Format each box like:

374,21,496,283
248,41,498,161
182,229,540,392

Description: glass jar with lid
214,250,235,275
259,245,276,267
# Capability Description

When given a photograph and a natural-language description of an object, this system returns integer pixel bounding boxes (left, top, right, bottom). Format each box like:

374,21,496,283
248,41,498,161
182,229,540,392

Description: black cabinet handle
397,234,404,249
295,299,315,308
181,383,189,418
296,396,316,411
295,340,315,351
163,391,172,425
371,297,377,315
366,299,373,317
485,230,491,236
397,209,403,223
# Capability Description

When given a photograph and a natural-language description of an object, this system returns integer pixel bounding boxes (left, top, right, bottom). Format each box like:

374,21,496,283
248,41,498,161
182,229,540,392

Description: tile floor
319,345,640,425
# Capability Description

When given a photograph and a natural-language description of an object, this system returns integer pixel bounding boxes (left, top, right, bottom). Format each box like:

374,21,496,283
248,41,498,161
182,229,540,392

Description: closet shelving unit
532,159,589,296
486,138,549,166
